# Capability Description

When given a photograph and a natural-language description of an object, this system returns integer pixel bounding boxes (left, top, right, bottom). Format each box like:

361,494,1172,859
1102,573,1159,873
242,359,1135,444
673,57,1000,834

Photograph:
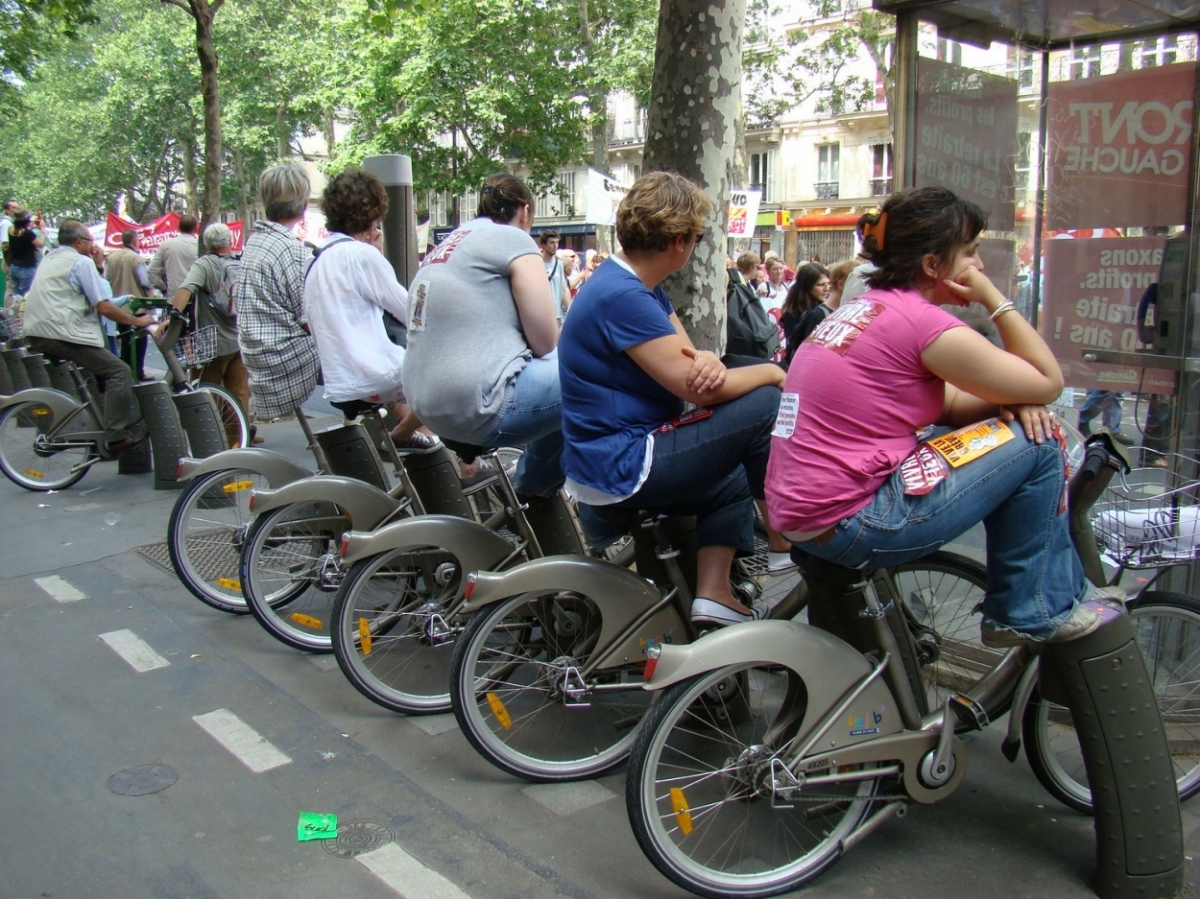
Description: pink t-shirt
766,287,964,533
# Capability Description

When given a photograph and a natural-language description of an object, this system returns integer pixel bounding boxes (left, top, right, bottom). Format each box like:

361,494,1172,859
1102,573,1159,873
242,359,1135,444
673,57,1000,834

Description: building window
869,143,892,197
749,150,775,202
816,144,840,199
1013,130,1033,195
1070,44,1103,79
937,37,962,66
1016,50,1036,90
536,172,577,219
1138,35,1178,67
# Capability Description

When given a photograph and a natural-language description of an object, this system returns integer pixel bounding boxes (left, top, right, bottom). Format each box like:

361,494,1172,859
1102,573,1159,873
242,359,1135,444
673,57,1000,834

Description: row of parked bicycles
2,312,1197,895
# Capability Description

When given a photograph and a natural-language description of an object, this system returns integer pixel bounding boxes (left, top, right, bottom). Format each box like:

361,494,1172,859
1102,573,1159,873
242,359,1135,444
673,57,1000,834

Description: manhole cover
107,764,178,796
321,820,395,858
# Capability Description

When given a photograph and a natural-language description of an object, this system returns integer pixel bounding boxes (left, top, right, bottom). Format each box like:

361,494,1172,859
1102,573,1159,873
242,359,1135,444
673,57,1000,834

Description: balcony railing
868,177,893,197
814,181,840,200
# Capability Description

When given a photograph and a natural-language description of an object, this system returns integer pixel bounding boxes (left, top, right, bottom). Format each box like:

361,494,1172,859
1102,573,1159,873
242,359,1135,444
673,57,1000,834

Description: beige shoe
981,602,1105,648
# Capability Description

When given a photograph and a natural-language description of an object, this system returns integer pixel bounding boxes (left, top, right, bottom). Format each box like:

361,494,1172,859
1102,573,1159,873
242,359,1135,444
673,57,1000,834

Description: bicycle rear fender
177,449,314,485
340,515,516,572
0,387,81,418
250,475,399,531
463,555,686,665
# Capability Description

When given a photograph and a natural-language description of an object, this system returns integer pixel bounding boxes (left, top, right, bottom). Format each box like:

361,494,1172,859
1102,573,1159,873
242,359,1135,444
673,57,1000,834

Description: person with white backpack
158,222,257,442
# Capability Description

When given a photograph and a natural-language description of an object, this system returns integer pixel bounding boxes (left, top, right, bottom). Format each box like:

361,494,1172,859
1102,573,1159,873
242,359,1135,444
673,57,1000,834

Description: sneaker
1087,584,1127,613
691,597,768,629
980,602,1105,648
390,431,442,453
459,457,497,490
767,550,797,576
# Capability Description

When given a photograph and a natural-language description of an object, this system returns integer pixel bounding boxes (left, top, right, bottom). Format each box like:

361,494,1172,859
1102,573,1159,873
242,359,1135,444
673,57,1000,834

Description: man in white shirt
23,220,156,454
538,229,570,323
148,213,200,298
1,198,18,306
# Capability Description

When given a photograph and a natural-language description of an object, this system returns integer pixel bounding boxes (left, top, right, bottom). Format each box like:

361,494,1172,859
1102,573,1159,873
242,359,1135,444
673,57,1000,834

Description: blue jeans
599,385,780,554
9,264,37,296
1079,390,1123,431
485,352,564,496
793,422,1087,638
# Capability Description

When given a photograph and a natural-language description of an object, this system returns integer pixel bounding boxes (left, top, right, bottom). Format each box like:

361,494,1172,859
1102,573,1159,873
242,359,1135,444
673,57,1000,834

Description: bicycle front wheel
0,401,94,490
626,661,879,898
451,590,654,782
1024,591,1200,813
167,468,267,613
240,501,349,652
196,383,250,449
332,543,470,714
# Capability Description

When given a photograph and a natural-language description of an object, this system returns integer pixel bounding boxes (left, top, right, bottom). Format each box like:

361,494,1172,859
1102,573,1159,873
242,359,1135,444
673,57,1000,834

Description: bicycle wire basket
1092,451,1200,569
179,324,218,368
2,297,26,339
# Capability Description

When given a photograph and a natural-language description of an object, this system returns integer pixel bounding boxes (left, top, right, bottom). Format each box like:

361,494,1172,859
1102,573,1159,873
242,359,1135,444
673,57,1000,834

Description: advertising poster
727,189,762,238
1046,65,1194,230
914,57,1018,230
585,168,630,225
1042,235,1174,393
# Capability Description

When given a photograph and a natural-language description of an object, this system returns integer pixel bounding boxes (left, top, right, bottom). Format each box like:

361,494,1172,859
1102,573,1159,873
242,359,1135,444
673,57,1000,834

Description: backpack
725,278,781,360
204,255,240,316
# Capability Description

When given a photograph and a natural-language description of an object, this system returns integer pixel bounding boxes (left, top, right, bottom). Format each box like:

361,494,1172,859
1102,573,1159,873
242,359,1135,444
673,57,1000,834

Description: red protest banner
1041,235,1174,393
1045,65,1194,230
104,212,245,254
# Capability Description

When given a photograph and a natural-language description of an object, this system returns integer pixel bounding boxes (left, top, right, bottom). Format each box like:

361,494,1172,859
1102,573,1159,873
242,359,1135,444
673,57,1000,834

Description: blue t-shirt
559,259,682,496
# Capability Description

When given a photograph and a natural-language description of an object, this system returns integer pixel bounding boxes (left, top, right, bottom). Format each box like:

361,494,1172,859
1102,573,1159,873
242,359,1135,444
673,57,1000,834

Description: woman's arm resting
509,253,559,357
627,333,784,405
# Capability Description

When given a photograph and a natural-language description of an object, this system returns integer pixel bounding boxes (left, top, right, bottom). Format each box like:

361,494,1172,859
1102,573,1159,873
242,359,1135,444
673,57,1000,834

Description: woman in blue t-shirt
559,171,787,628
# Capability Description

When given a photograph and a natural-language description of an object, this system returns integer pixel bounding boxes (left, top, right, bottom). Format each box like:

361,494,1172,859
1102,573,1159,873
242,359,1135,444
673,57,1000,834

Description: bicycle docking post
1040,614,1183,899
134,382,188,487
173,391,231,457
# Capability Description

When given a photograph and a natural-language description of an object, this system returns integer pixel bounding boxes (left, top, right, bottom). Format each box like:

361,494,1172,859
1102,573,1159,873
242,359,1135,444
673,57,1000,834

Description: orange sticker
927,418,1013,468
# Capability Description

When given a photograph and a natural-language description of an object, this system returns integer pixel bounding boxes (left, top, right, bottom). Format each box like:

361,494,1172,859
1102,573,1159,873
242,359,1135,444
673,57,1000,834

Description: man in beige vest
24,221,156,455
106,229,154,380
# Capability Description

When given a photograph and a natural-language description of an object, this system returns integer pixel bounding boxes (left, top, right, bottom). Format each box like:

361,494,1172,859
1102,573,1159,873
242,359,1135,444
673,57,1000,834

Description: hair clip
861,212,887,251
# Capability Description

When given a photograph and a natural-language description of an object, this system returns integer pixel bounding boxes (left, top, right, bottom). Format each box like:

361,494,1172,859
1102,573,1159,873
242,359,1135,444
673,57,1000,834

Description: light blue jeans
793,422,1087,638
485,352,564,495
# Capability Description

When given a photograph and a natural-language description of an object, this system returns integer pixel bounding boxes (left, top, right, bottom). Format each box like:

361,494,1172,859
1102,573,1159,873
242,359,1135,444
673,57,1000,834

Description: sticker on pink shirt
808,300,886,355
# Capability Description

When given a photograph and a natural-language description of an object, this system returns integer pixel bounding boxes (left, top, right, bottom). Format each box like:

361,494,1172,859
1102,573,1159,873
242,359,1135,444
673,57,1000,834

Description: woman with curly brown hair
303,167,433,449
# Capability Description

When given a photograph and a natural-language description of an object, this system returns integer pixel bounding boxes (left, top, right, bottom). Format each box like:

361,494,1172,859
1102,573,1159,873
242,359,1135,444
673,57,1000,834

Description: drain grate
321,820,396,858
133,542,175,575
107,764,178,796
134,532,242,586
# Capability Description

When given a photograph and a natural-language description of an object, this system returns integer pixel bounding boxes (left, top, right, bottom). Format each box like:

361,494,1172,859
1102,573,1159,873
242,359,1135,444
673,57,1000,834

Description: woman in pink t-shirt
765,186,1119,647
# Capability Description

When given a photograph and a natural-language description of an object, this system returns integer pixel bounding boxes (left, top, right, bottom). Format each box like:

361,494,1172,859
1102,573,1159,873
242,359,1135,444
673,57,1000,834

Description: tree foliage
745,0,892,125
0,0,97,111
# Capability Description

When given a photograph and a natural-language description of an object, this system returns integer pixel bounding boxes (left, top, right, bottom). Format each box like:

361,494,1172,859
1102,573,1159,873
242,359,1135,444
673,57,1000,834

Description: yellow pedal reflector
485,692,512,729
358,617,373,655
23,469,45,479
669,788,694,835
289,612,323,629
216,577,241,591
222,480,254,493
31,408,50,416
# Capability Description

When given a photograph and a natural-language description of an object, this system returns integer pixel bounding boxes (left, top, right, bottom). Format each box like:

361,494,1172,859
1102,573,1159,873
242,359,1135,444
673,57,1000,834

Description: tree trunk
182,135,199,213
643,0,746,353
232,147,249,227
192,0,223,234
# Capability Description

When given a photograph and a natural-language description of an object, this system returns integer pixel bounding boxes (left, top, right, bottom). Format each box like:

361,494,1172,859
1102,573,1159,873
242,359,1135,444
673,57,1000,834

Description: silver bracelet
989,301,1016,321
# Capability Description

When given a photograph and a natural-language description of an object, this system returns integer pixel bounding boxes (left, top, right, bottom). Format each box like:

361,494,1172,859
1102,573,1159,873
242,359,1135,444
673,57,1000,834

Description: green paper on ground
297,811,338,841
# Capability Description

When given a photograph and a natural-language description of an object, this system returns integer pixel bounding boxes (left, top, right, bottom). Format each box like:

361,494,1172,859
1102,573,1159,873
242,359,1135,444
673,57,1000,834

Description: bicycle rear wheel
451,589,654,781
0,401,94,490
240,501,349,652
195,383,250,449
626,661,879,898
167,468,266,613
1024,591,1200,813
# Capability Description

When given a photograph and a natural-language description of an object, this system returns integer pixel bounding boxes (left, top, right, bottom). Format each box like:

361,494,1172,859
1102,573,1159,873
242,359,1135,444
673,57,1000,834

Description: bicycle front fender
340,515,516,571
250,475,400,531
177,449,314,485
0,387,81,419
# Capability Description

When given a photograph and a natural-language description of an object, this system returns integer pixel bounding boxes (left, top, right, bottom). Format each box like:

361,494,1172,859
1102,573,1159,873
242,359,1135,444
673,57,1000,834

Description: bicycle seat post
293,407,331,474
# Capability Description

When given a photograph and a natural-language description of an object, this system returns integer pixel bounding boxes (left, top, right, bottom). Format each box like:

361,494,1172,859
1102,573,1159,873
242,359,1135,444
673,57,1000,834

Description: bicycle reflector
464,572,478,600
643,639,662,679
247,491,258,512
339,535,351,558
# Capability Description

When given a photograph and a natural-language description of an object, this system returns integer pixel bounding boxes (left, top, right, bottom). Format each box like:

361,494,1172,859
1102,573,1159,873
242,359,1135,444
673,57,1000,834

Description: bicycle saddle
330,398,381,419
790,546,870,590
440,438,496,464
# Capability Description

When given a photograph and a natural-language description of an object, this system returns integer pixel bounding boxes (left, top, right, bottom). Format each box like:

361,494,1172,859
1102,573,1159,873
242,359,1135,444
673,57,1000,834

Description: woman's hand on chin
943,266,1004,311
